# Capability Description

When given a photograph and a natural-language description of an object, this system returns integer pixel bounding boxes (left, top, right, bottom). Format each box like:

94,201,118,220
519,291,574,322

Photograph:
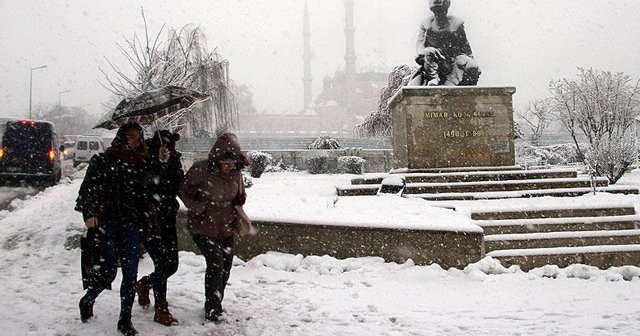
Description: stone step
471,206,635,221
487,244,640,271
413,186,640,201
406,177,609,194
351,169,578,185
390,165,523,174
485,229,640,251
336,177,610,196
476,215,640,235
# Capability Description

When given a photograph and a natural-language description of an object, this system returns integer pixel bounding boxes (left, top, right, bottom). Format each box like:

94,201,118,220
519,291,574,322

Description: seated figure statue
409,0,481,86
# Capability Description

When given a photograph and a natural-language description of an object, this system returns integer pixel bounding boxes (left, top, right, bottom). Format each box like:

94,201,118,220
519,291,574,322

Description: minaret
302,0,312,109
344,0,356,111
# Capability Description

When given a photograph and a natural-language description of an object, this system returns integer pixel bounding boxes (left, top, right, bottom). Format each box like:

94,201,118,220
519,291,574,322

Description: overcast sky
1,0,639,120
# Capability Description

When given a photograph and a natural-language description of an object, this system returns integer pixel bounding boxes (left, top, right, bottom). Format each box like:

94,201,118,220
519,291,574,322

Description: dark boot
117,317,139,336
204,300,222,322
79,297,94,323
154,301,179,326
135,276,151,308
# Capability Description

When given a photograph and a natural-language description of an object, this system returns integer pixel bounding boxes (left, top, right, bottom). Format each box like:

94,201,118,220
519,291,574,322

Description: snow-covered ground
1,169,640,335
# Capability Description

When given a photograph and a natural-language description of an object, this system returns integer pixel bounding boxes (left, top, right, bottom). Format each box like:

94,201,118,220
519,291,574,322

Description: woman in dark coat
178,133,247,322
135,130,184,326
75,122,154,336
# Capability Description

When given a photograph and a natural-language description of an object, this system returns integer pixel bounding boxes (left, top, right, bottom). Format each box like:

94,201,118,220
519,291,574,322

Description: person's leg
148,219,180,325
191,234,224,320
115,224,140,327
218,235,234,302
152,218,180,304
138,237,161,306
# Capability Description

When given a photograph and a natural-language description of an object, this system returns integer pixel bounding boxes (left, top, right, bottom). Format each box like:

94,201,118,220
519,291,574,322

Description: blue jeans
83,222,140,320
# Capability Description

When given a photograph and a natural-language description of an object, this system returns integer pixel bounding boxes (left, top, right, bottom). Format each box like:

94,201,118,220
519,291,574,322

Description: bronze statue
409,0,480,86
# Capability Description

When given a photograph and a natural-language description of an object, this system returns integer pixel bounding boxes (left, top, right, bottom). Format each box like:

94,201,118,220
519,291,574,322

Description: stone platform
390,87,516,169
175,212,484,269
173,166,640,271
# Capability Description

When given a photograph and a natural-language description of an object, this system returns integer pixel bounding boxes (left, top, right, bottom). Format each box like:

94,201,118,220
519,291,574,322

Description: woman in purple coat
178,133,247,322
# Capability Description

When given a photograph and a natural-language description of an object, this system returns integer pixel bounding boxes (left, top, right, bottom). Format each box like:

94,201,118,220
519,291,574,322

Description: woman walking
75,122,154,336
178,133,247,322
135,130,184,326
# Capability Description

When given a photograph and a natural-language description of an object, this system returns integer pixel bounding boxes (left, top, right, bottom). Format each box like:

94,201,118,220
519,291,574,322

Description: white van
73,136,105,166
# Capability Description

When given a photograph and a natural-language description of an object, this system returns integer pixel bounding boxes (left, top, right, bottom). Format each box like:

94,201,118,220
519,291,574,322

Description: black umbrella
94,86,209,130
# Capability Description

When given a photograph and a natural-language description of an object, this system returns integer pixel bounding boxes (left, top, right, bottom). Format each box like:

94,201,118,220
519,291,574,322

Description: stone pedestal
390,86,516,169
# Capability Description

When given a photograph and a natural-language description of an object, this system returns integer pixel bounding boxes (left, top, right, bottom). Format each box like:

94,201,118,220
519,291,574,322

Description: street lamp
29,65,47,119
58,90,71,106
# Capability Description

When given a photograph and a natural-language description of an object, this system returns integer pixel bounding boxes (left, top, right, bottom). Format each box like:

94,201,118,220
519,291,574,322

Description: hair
112,122,144,149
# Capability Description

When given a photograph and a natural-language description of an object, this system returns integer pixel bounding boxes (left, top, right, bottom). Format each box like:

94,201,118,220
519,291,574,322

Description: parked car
60,135,79,160
0,119,63,185
73,135,105,166
62,140,75,160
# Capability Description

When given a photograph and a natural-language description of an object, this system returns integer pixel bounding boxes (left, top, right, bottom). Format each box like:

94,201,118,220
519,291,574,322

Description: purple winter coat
178,133,247,240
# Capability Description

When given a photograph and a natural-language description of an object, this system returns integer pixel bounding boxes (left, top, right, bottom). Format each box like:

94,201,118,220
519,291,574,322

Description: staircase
472,205,640,270
337,167,637,200
336,166,640,270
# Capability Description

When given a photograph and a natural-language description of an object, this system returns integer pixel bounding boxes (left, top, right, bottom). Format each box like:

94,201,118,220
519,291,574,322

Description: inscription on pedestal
390,87,516,169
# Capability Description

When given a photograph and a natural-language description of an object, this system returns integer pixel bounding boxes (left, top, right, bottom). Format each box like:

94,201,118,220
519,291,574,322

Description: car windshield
76,141,87,150
2,121,53,152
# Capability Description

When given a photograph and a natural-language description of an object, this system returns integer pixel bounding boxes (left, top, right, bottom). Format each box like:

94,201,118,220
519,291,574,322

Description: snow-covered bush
516,143,581,166
264,159,299,173
337,156,365,174
306,156,329,174
247,151,273,178
308,136,341,149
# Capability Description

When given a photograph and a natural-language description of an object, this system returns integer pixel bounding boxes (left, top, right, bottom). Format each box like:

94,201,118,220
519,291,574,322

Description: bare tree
549,68,640,184
516,98,554,146
355,64,415,138
100,9,237,136
36,104,97,135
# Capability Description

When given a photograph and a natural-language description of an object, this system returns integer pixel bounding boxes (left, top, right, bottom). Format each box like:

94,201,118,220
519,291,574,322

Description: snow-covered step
412,185,640,201
476,214,640,235
336,177,611,196
471,206,635,221
485,229,640,251
390,165,523,174
336,184,380,196
487,244,640,271
404,177,609,194
351,168,578,185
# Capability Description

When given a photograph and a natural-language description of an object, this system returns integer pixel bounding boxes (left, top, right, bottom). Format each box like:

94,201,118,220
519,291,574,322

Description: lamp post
58,90,71,106
29,65,47,119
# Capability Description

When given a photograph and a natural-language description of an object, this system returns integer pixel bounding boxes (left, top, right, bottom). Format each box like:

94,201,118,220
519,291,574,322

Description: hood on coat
208,133,247,170
107,121,148,161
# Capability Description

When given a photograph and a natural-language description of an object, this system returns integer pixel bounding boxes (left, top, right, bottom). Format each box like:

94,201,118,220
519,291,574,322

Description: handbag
234,205,254,235
80,227,111,290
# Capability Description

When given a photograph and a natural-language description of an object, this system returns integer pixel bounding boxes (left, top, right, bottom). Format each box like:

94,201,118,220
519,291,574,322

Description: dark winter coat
178,133,247,240
146,130,184,218
75,123,156,226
